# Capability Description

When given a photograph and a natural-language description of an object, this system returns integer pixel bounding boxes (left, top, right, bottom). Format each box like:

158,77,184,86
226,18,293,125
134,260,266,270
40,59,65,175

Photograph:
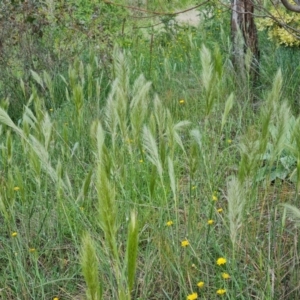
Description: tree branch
280,0,300,13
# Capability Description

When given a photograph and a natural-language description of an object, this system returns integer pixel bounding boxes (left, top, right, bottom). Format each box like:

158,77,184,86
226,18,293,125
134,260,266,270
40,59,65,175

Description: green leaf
126,211,139,293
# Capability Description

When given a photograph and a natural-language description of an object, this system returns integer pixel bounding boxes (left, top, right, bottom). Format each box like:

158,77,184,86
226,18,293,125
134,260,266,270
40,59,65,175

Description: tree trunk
231,0,259,83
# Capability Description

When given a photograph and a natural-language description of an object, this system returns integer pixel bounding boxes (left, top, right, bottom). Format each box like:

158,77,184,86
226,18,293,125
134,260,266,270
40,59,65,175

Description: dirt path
175,8,201,27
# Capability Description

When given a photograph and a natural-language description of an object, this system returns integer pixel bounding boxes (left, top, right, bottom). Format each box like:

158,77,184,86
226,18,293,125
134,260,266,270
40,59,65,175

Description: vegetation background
1,0,300,299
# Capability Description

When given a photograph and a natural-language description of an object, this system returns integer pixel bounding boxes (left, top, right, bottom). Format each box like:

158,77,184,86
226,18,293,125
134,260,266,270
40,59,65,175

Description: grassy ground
1,1,300,300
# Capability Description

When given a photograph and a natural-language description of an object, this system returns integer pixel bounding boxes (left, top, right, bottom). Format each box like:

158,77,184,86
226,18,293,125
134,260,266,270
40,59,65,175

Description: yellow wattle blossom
187,292,198,300
11,232,17,237
197,281,204,288
256,7,300,47
216,257,226,266
207,219,214,225
181,239,189,247
13,186,20,191
166,221,173,226
217,208,223,213
221,272,230,279
216,289,226,295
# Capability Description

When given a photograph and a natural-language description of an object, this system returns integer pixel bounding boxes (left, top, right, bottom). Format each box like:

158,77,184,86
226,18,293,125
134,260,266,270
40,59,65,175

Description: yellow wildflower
216,289,226,295
166,221,173,226
29,248,36,253
181,239,189,247
13,186,20,191
53,297,59,300
197,281,204,288
227,139,232,144
187,292,197,300
216,257,226,265
222,272,230,279
207,219,214,225
212,192,218,201
11,232,17,237
139,159,144,163
217,208,223,213
179,99,185,104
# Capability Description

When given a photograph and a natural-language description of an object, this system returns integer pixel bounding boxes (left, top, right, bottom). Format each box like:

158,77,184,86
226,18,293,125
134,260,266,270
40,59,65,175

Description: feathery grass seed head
80,232,102,300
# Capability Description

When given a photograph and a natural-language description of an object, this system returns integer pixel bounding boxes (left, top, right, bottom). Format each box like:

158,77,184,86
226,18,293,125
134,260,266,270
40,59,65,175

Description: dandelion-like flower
197,281,204,288
166,221,173,226
13,187,20,191
179,99,185,104
216,257,226,266
217,208,223,213
221,272,230,279
216,289,226,295
181,239,189,247
212,192,218,201
187,292,197,300
207,219,214,225
11,232,17,237
53,297,59,300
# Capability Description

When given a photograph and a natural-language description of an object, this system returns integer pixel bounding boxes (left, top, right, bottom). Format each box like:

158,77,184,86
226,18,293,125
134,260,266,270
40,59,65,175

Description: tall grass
1,14,300,300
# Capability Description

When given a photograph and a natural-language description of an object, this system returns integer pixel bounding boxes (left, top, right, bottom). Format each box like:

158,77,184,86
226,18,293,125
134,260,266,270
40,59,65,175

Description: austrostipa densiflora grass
1,24,300,299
